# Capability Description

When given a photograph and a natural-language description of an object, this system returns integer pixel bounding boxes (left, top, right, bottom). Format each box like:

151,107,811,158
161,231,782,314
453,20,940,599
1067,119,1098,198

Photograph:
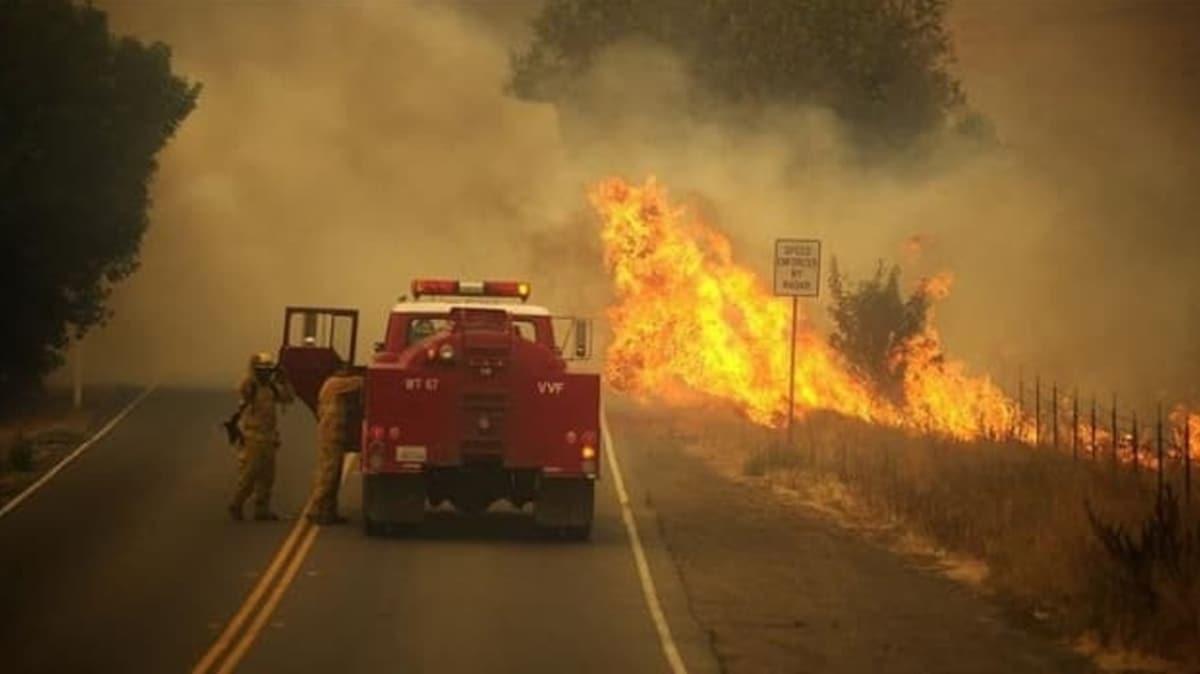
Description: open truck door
278,307,360,414
551,316,594,361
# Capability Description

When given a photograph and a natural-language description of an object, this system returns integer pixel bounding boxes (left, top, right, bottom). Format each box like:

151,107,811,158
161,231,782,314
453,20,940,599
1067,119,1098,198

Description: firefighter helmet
250,351,276,371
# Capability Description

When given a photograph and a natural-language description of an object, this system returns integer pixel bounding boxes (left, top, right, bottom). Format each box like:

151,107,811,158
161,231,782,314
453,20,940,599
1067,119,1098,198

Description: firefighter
409,318,436,345
228,352,295,521
308,363,364,525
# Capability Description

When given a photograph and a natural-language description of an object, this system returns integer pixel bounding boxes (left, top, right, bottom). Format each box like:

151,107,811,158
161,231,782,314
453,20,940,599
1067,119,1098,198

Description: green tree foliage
0,0,199,403
827,258,930,402
509,0,964,151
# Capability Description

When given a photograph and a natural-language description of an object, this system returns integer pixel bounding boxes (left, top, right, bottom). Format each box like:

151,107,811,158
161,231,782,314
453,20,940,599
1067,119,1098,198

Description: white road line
0,386,157,520
602,409,689,674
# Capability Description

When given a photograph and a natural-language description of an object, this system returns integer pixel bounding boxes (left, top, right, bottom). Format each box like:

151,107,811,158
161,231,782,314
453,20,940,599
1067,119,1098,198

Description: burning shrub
827,258,931,404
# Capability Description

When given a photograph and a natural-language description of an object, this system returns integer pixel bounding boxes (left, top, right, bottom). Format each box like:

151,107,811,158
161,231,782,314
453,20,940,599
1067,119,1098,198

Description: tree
0,0,199,404
509,0,964,153
827,258,930,402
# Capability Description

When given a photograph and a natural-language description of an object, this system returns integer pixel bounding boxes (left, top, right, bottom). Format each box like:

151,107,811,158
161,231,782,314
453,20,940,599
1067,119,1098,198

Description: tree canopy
0,0,199,403
509,0,965,153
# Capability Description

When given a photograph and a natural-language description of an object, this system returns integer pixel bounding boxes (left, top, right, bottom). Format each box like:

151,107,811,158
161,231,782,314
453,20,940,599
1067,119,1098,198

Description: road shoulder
607,413,724,674
0,385,143,513
613,408,1093,674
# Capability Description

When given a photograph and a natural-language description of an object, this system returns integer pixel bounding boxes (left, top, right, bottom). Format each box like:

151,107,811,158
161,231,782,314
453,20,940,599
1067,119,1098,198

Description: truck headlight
438,344,455,361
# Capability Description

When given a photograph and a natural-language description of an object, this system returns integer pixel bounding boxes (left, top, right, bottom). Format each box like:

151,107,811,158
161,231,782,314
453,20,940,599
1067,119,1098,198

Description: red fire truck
277,279,601,539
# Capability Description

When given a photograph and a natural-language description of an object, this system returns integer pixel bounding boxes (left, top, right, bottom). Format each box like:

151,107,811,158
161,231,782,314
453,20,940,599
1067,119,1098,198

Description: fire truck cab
278,279,600,539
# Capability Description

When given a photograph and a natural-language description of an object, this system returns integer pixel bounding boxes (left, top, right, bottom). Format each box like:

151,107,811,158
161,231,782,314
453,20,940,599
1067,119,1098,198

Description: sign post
774,239,822,446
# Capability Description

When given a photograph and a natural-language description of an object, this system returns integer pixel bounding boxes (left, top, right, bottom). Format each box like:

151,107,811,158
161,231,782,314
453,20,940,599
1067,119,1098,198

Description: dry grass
641,405,1200,667
0,386,124,502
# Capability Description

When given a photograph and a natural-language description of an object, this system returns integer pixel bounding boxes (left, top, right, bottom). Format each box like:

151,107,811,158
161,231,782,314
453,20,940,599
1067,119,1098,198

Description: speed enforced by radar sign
774,239,821,297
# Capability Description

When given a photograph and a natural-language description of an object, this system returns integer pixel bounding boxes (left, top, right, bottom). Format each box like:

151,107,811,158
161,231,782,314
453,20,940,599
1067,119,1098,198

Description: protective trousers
310,443,344,518
231,439,276,515
311,373,363,519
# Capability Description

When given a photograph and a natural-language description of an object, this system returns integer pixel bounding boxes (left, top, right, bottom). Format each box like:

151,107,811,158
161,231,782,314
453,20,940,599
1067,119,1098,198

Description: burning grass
590,175,1199,664
665,407,1200,666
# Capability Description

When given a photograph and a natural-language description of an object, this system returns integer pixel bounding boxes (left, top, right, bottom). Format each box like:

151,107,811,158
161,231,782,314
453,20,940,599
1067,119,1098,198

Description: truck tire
535,478,594,540
363,515,385,537
562,521,592,541
363,474,426,529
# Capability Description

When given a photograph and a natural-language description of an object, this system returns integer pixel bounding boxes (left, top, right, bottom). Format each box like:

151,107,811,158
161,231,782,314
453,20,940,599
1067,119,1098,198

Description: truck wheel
363,474,426,530
562,522,592,541
535,478,594,539
453,493,491,517
363,516,385,537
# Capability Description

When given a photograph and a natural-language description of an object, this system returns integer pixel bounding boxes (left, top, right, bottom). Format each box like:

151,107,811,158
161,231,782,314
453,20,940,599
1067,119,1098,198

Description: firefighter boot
307,510,347,526
254,508,280,521
228,503,244,521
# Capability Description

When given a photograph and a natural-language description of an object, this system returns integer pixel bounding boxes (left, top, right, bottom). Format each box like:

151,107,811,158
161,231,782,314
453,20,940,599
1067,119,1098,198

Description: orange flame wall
591,177,1040,442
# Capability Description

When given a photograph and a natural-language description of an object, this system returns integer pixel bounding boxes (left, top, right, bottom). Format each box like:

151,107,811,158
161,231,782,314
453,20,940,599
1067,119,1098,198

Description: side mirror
573,319,591,359
373,341,385,353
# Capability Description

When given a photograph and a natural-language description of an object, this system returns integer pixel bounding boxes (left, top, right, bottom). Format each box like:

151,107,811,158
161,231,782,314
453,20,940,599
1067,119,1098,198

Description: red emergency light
411,279,531,302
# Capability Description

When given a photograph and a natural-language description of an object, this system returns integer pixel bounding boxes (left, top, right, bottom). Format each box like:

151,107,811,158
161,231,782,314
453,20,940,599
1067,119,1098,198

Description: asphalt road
0,388,1094,674
0,389,715,674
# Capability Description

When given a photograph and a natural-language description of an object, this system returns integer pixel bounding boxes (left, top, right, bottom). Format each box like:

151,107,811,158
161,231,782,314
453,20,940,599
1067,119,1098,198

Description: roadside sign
774,238,821,448
774,239,821,297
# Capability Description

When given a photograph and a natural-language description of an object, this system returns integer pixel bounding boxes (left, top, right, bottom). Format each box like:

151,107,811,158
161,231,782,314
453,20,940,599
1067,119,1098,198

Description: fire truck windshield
406,318,451,345
512,320,538,342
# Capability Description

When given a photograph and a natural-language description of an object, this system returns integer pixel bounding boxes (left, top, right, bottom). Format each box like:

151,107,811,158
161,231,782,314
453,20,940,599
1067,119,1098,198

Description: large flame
590,176,1149,448
892,273,1026,440
593,177,876,428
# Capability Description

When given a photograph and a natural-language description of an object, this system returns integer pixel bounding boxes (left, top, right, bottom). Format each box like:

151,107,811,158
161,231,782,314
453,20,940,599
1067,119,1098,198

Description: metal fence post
1072,389,1079,461
1091,396,1097,461
1186,415,1192,507
1132,411,1139,472
1156,404,1164,511
1111,394,1118,471
1035,376,1041,447
1017,370,1024,442
1052,383,1059,450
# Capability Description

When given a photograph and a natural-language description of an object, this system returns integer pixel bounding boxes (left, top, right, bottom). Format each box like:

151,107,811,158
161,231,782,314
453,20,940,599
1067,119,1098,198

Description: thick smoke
547,1,1200,410
943,0,1200,407
82,0,565,387
75,0,1198,412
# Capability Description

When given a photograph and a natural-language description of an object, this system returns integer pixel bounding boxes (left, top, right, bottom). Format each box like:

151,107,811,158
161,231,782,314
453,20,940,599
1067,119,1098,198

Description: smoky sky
946,0,1200,405
71,0,1199,412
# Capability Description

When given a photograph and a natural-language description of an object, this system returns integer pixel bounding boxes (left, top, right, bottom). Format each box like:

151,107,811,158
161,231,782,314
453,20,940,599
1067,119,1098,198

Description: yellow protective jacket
236,369,295,447
317,373,364,449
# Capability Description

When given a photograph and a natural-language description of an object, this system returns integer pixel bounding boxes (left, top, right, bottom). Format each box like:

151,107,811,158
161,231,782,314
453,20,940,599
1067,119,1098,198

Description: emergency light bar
411,279,531,302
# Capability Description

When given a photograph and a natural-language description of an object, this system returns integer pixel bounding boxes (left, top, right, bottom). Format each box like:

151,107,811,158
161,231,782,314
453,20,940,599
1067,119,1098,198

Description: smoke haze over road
77,0,1198,408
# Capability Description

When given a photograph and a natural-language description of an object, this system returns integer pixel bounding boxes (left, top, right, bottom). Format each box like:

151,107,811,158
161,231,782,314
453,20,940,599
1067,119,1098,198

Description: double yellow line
193,455,355,673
